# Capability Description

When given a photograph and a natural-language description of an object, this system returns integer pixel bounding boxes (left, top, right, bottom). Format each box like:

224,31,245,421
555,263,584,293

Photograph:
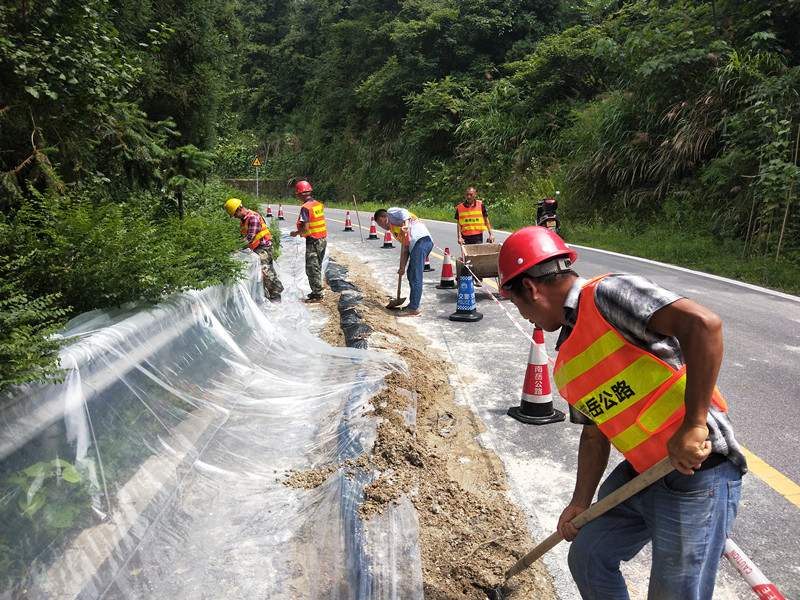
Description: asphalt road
270,200,800,599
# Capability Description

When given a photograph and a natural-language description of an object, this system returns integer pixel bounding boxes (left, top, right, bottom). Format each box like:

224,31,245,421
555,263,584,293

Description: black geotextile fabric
326,262,372,349
326,262,360,292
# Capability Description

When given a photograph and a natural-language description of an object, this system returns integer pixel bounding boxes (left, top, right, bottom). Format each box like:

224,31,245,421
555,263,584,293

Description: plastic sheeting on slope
0,251,423,600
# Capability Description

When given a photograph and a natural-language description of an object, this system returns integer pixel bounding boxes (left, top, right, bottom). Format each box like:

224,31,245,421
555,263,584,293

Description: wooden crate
454,243,503,278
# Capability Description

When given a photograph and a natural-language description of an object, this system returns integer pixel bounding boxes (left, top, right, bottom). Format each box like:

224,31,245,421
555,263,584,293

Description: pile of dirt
289,250,559,600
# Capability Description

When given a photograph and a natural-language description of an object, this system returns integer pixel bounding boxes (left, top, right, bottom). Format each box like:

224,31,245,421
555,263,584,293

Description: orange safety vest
296,199,327,239
389,212,420,246
456,201,487,236
553,275,728,473
240,210,272,250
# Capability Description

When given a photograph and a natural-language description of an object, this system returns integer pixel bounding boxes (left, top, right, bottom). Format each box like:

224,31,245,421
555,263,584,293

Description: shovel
386,272,406,309
489,457,674,600
386,252,407,309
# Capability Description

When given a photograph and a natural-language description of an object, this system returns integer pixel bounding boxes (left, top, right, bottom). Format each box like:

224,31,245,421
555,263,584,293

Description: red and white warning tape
724,538,786,600
431,241,555,364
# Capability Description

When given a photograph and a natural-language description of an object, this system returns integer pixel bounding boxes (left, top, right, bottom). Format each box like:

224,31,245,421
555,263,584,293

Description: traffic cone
266,203,273,218
368,217,379,239
381,229,395,248
278,204,285,220
344,211,353,231
507,328,565,425
449,264,483,322
424,254,433,271
436,248,456,289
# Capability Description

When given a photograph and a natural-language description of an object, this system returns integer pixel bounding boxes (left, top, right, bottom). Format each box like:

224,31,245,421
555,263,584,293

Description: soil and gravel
287,249,559,600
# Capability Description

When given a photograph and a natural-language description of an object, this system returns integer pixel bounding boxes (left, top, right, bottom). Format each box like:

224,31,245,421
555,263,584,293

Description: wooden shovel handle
396,273,403,298
505,457,674,580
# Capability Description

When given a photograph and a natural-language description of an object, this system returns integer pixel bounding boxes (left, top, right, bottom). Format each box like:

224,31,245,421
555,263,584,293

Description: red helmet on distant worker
296,180,313,194
497,226,577,298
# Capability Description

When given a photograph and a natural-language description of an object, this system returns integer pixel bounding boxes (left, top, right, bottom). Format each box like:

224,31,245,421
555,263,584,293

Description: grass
563,221,800,295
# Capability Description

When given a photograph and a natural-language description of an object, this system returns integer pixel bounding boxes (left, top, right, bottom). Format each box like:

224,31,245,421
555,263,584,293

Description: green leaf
19,490,45,517
61,465,81,483
22,462,50,478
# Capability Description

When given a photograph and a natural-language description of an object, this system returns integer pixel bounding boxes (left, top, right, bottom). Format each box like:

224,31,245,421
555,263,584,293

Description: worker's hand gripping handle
505,457,674,580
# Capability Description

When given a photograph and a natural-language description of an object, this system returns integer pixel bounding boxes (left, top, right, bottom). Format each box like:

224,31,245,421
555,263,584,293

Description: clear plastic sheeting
0,252,423,599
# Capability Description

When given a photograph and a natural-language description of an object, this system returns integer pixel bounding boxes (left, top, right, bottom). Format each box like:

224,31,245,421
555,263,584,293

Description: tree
0,0,143,209
109,0,242,150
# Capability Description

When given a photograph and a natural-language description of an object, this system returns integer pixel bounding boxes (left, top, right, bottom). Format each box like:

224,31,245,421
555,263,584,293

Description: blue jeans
568,459,742,600
407,236,433,310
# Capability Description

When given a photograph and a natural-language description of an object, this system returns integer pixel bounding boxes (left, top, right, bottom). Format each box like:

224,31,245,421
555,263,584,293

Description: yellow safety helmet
224,197,242,216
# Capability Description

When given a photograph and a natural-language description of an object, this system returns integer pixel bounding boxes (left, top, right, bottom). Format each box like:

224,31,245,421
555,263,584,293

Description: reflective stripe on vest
457,201,487,236
553,275,728,473
296,200,327,238
390,212,419,246
241,210,271,250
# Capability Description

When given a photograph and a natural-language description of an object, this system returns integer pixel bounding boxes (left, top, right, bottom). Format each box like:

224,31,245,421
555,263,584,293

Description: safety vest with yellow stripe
240,210,272,250
553,275,728,473
297,199,327,239
389,212,420,246
456,201,487,236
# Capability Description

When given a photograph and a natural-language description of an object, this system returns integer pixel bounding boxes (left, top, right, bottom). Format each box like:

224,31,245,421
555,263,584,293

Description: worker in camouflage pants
225,197,284,302
290,180,327,302
253,244,284,301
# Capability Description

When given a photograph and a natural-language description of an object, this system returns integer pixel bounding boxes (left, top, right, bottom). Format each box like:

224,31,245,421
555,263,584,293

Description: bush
0,261,69,392
0,186,245,391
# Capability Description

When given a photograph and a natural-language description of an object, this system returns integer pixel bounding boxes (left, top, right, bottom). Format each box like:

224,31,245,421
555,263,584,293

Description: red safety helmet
497,226,577,298
296,180,313,194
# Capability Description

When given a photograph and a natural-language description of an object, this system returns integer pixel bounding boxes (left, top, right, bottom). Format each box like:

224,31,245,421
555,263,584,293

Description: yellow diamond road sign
252,157,261,166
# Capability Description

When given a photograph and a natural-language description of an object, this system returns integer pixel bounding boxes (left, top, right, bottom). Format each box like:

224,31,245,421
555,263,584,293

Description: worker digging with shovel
490,226,747,600
374,207,433,317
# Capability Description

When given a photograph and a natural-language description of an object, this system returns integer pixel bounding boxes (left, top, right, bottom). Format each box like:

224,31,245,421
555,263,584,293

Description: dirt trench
288,249,559,600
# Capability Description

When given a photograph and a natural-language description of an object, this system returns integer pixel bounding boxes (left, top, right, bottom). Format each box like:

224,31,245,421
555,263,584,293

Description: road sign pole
252,156,262,199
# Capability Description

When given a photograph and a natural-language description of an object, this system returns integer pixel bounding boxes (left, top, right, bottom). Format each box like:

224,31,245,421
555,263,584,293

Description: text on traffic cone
507,328,565,425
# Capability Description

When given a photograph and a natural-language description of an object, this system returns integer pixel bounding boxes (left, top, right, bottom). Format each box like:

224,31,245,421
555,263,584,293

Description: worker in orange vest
290,180,327,302
455,185,495,245
225,197,283,302
498,226,746,600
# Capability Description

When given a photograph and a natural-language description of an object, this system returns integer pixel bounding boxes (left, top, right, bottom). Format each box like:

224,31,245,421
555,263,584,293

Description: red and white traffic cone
724,538,787,600
424,254,433,271
436,248,456,289
344,211,353,231
381,229,395,248
278,204,285,220
507,328,565,425
368,217,379,239
266,203,273,218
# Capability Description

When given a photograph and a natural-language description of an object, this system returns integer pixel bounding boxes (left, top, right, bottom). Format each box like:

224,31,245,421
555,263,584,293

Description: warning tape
431,241,555,365
724,538,787,600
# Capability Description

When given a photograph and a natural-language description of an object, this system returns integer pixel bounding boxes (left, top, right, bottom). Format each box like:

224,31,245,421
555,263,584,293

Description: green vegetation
2,0,799,391
234,0,799,281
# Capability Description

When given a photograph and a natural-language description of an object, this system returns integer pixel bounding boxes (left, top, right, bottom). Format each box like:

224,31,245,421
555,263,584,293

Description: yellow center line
740,446,800,508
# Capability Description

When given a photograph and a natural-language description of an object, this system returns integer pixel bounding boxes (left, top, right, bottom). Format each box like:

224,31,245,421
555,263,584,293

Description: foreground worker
374,207,433,317
497,226,746,600
455,185,495,245
224,197,284,302
290,180,327,302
